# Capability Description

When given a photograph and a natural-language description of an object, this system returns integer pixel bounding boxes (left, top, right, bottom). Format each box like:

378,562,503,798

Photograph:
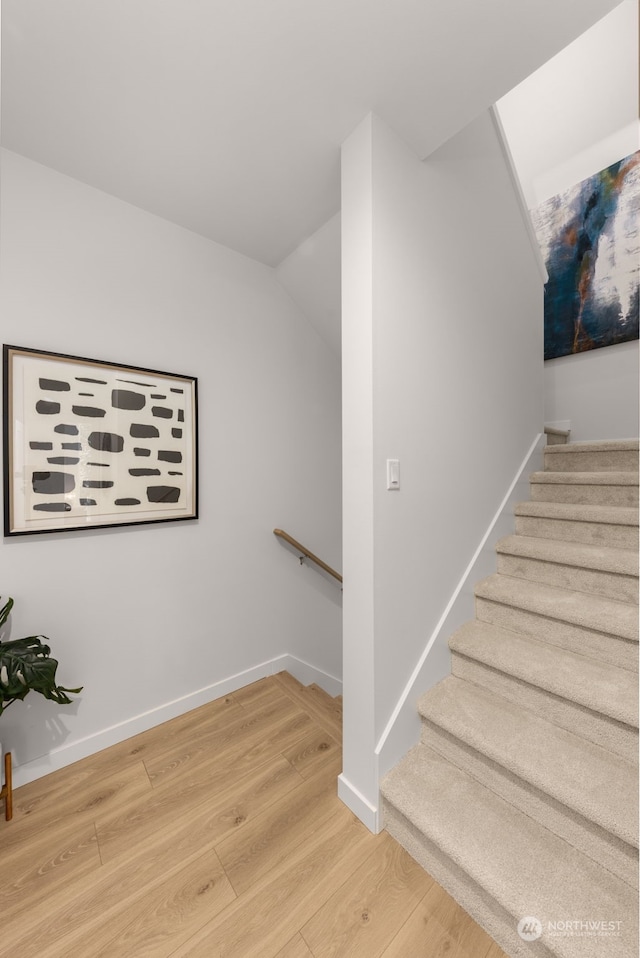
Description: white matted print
3,345,198,535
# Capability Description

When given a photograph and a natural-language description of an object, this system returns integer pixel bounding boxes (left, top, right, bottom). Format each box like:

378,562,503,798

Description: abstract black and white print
4,346,197,535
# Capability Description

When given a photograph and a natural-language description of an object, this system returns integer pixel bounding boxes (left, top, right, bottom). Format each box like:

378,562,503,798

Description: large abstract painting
3,345,198,535
531,152,640,360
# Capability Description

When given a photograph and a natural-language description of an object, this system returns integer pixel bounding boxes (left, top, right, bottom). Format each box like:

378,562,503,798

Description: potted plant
0,594,82,821
0,595,82,716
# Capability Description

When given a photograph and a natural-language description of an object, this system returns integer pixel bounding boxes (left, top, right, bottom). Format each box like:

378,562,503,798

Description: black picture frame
3,344,198,536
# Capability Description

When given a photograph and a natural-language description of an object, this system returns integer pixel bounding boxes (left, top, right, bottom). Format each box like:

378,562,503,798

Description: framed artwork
3,345,198,536
531,151,640,360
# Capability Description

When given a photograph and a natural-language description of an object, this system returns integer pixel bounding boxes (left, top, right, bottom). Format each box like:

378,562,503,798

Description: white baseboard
375,432,546,781
9,654,342,789
337,772,380,833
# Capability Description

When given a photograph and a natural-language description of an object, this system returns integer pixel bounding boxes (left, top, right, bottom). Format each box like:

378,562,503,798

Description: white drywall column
339,116,378,828
340,112,544,830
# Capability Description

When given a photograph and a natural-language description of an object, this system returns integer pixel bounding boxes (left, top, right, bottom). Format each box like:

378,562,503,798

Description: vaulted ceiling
1,0,621,266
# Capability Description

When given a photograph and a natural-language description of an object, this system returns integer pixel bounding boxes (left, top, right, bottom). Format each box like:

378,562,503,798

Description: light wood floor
1,672,508,958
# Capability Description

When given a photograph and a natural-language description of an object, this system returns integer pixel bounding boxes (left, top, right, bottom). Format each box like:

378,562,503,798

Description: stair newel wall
340,109,544,830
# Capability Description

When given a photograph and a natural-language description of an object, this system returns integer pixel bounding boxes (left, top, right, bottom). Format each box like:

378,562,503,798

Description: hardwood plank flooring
0,672,509,958
276,936,316,958
301,831,434,958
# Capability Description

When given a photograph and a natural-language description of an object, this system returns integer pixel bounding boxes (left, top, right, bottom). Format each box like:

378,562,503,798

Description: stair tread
514,500,639,526
496,534,639,576
476,572,639,641
449,619,639,727
531,470,639,485
418,675,638,846
382,746,637,958
545,440,639,454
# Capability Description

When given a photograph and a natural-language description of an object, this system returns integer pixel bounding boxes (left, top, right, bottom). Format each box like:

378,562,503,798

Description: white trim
375,432,545,778
337,772,380,833
10,654,343,789
490,104,548,285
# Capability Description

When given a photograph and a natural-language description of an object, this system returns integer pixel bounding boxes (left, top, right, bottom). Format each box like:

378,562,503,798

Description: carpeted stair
381,438,639,958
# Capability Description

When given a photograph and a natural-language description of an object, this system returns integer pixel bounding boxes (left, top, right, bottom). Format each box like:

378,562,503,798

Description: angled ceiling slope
1,0,622,266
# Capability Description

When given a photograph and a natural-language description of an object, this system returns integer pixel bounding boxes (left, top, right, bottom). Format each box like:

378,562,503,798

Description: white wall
340,110,543,830
497,1,638,210
497,0,639,441
275,213,342,357
0,149,343,786
545,341,639,440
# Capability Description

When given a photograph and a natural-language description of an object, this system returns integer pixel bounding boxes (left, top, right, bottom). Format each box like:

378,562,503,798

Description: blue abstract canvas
532,152,639,360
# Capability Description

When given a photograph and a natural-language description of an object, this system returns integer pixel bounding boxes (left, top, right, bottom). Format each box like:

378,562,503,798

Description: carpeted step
495,534,638,604
544,440,639,473
381,745,638,958
381,435,640,956
530,471,639,507
418,675,638,887
514,501,639,550
449,620,638,762
475,573,638,672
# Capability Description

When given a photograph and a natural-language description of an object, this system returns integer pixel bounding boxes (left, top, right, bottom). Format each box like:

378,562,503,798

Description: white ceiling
498,0,638,209
1,0,621,267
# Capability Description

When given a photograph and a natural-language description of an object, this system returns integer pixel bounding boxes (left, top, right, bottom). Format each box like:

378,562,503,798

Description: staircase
381,438,639,958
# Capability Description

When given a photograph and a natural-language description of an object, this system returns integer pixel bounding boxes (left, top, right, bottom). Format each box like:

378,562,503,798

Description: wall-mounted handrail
273,528,343,583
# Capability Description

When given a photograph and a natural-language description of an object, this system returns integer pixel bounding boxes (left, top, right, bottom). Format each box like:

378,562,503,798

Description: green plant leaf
0,595,14,631
0,596,82,716
0,635,83,708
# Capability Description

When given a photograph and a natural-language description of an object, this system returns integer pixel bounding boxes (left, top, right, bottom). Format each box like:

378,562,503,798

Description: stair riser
515,515,639,550
544,451,639,472
496,553,638,605
476,576,639,641
451,653,638,764
475,598,639,672
420,719,638,889
531,484,639,507
382,803,555,958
